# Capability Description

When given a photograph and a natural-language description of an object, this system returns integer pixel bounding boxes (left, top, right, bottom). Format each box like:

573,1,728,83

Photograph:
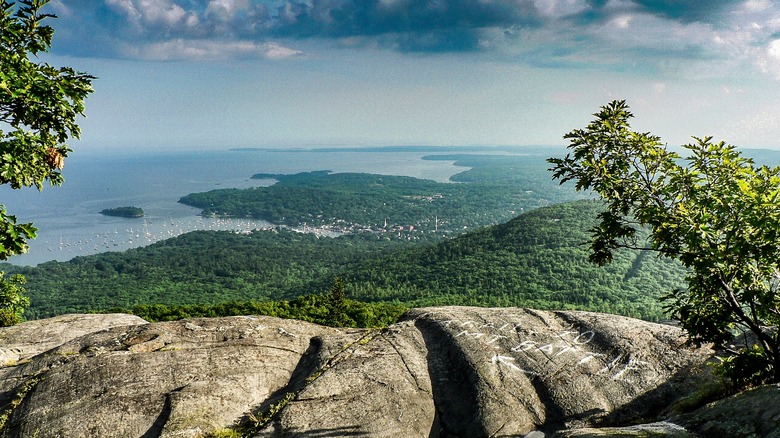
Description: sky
37,0,780,151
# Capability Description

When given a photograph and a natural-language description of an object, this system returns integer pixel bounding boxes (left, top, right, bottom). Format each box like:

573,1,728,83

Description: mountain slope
10,201,686,320
339,200,687,320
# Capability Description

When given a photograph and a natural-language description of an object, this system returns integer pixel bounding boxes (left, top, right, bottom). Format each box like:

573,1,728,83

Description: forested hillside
9,230,402,318
339,200,687,319
9,201,686,321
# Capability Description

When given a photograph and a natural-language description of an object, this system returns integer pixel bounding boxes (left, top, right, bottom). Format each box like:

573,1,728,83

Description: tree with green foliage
0,272,29,326
0,0,93,324
549,100,780,385
325,277,350,327
1,0,93,259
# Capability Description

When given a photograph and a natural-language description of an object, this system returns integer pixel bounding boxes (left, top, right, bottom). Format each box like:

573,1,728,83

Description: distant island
100,206,144,218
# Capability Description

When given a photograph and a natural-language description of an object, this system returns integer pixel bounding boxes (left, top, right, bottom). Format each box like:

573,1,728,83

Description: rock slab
0,307,740,437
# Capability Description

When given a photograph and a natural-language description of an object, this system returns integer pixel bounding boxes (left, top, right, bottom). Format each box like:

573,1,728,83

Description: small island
100,206,144,218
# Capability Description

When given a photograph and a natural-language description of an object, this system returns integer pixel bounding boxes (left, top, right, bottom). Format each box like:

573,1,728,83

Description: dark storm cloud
45,0,767,60
270,0,541,51
570,0,744,26
632,0,742,23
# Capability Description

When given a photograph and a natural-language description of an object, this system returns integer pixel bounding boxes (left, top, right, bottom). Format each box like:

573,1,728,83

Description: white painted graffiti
429,316,652,382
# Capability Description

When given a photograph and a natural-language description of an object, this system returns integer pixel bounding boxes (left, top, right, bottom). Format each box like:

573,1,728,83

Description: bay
1,148,465,266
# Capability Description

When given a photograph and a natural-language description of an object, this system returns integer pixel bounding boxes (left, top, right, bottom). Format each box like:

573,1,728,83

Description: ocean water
9,146,777,267
1,148,466,266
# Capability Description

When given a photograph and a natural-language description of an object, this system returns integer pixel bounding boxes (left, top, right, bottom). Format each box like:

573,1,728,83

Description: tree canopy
0,0,93,259
549,100,780,385
0,271,27,325
0,0,93,325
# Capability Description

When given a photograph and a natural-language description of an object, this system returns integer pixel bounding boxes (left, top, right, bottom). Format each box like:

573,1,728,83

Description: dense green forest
9,201,686,321
100,206,144,218
179,152,581,233
114,294,408,328
9,229,403,318
337,200,687,320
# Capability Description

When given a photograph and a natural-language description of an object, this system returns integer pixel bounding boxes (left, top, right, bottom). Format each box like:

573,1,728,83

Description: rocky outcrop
0,307,750,437
0,313,147,366
262,307,716,437
673,384,780,437
1,314,357,437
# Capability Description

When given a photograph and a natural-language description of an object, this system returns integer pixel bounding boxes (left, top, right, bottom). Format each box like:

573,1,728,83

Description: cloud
205,0,250,21
269,0,541,51
46,0,546,58
120,39,303,61
631,0,742,23
566,0,742,26
39,0,780,80
105,0,192,30
758,38,780,78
